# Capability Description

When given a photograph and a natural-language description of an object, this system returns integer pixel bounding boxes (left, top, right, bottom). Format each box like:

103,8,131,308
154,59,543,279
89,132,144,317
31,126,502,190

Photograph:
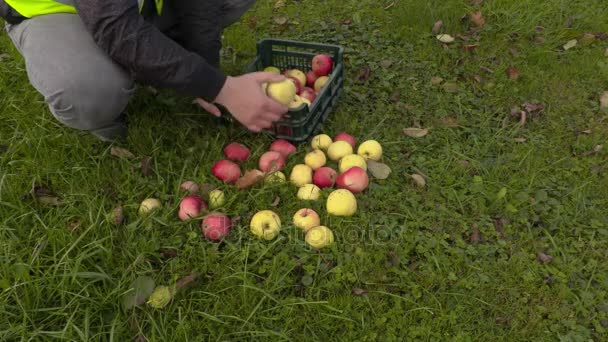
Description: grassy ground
1,0,608,340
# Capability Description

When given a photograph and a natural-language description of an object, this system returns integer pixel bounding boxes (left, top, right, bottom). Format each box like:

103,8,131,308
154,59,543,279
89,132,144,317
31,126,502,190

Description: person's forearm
73,0,225,101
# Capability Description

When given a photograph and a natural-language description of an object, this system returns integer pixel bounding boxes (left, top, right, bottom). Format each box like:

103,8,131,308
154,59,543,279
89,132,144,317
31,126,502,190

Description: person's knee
47,72,134,131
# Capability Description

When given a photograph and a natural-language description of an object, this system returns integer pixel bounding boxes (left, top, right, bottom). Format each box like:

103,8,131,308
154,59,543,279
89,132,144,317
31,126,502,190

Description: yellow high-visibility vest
5,0,163,18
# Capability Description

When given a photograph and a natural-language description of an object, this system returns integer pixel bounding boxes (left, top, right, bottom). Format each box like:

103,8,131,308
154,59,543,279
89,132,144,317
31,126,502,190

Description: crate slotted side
246,39,344,143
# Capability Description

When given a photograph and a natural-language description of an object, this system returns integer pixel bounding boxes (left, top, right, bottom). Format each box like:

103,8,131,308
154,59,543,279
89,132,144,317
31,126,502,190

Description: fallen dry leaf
580,32,596,45
440,116,459,127
352,288,368,296
493,217,507,239
175,273,200,291
473,75,483,83
140,156,153,177
462,44,478,53
457,160,470,168
509,48,520,57
28,185,63,206
442,82,459,93
580,145,603,157
403,127,429,138
480,66,495,74
522,102,545,117
273,0,285,9
271,196,281,207
436,34,455,43
389,90,400,103
432,20,443,34
111,146,135,159
580,129,592,134
470,11,485,28
431,76,444,85
342,19,352,25
367,160,391,179
537,252,553,264
68,219,82,233
159,249,178,259
469,224,481,244
600,91,608,109
198,183,216,199
236,169,265,189
379,60,393,68
506,66,520,80
110,205,124,225
357,67,371,83
387,251,400,267
411,174,426,187
563,39,577,50
513,137,527,143
273,16,288,25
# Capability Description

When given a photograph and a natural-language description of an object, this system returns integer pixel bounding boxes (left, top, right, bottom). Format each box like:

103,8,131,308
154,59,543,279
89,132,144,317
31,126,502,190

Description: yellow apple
297,184,321,201
285,69,306,88
302,97,312,107
304,149,326,170
314,76,329,92
327,140,353,161
266,79,297,106
311,134,333,150
264,66,281,74
305,225,335,249
208,189,225,209
326,189,357,216
338,154,368,173
357,140,383,161
139,198,161,216
288,94,305,109
293,208,320,232
265,171,286,184
290,164,313,187
250,210,281,240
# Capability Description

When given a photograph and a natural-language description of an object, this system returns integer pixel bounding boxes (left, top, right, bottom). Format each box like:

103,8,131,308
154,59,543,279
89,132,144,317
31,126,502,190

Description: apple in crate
285,69,306,89
312,54,333,76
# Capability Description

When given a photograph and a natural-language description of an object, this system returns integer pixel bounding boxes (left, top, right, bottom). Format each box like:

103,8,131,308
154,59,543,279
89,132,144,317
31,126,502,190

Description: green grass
1,0,608,340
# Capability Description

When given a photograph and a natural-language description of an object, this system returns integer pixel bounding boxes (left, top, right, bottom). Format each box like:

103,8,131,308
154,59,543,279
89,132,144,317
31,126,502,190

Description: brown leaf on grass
159,249,178,259
29,185,63,206
0,53,9,62
600,91,608,109
469,224,481,244
403,127,429,138
273,16,288,25
432,20,443,34
580,32,596,45
442,82,459,93
470,11,485,28
273,0,285,9
462,44,478,53
342,19,352,25
352,288,368,296
198,183,216,199
111,146,135,159
506,66,520,80
533,36,546,44
522,102,545,117
110,206,124,225
480,66,495,74
440,116,459,127
596,32,608,40
68,219,82,233
563,39,577,50
509,48,520,57
473,75,483,83
513,137,527,143
236,169,265,189
493,217,507,239
389,90,400,103
411,174,426,187
457,160,470,168
537,252,553,264
357,67,371,83
247,16,258,29
430,76,444,85
140,156,153,177
387,250,401,267
579,145,603,157
379,60,393,68
367,160,391,179
271,196,281,207
175,273,200,291
580,129,592,135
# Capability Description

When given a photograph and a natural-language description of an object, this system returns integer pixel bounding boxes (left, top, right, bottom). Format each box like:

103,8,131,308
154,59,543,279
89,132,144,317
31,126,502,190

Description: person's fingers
251,71,286,84
196,98,221,117
263,98,289,116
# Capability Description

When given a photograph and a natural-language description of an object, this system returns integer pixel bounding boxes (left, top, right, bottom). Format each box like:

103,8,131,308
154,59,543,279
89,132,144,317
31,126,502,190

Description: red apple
336,166,369,194
306,71,318,88
300,88,317,103
286,76,302,94
180,180,199,193
201,212,232,241
284,69,306,89
269,139,297,157
259,151,286,173
313,166,338,188
212,160,241,183
333,132,356,148
178,195,207,221
223,142,250,162
312,54,333,76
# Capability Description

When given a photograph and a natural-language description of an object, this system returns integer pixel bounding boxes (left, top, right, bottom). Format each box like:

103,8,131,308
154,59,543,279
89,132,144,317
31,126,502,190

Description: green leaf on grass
123,276,155,310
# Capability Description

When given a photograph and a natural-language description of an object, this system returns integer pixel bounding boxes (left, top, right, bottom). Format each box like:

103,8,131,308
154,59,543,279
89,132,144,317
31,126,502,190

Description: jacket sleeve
171,0,223,69
72,0,226,102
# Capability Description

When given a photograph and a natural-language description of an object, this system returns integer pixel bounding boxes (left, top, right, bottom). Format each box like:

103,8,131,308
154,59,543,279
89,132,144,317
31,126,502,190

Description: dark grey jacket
1,0,226,102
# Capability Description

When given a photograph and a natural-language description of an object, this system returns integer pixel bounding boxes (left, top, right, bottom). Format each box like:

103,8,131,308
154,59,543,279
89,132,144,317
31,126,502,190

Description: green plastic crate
245,39,344,144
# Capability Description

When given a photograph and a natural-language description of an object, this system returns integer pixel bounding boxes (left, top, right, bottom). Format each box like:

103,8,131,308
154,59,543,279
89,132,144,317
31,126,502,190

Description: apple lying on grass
269,139,297,157
334,133,356,149
250,210,281,240
201,212,232,241
313,166,337,188
293,208,320,232
178,195,207,221
212,160,241,183
327,189,357,216
336,166,369,194
305,225,334,249
223,142,250,162
259,151,286,173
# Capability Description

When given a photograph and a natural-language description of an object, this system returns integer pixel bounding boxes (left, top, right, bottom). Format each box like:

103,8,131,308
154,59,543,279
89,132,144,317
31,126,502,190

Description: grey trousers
4,1,255,142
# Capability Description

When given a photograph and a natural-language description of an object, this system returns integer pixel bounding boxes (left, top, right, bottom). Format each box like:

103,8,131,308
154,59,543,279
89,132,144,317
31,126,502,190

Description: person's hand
196,72,289,132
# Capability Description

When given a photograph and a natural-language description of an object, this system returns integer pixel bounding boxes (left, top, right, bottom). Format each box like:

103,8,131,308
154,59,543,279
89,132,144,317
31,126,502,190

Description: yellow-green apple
338,154,367,173
336,166,369,194
208,189,225,209
178,194,207,221
312,54,334,76
269,139,296,157
311,134,332,150
265,171,286,184
201,212,232,241
250,210,281,240
289,94,305,109
292,208,320,232
327,140,353,161
313,166,337,188
326,189,357,216
180,180,199,193
212,159,241,183
258,151,286,173
306,70,318,87
304,149,326,170
285,69,306,89
266,79,297,105
139,198,161,216
357,140,383,161
333,132,356,148
305,225,334,249
314,76,329,93
223,142,250,162
297,184,321,200
290,164,313,187
300,87,316,103
264,66,281,74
